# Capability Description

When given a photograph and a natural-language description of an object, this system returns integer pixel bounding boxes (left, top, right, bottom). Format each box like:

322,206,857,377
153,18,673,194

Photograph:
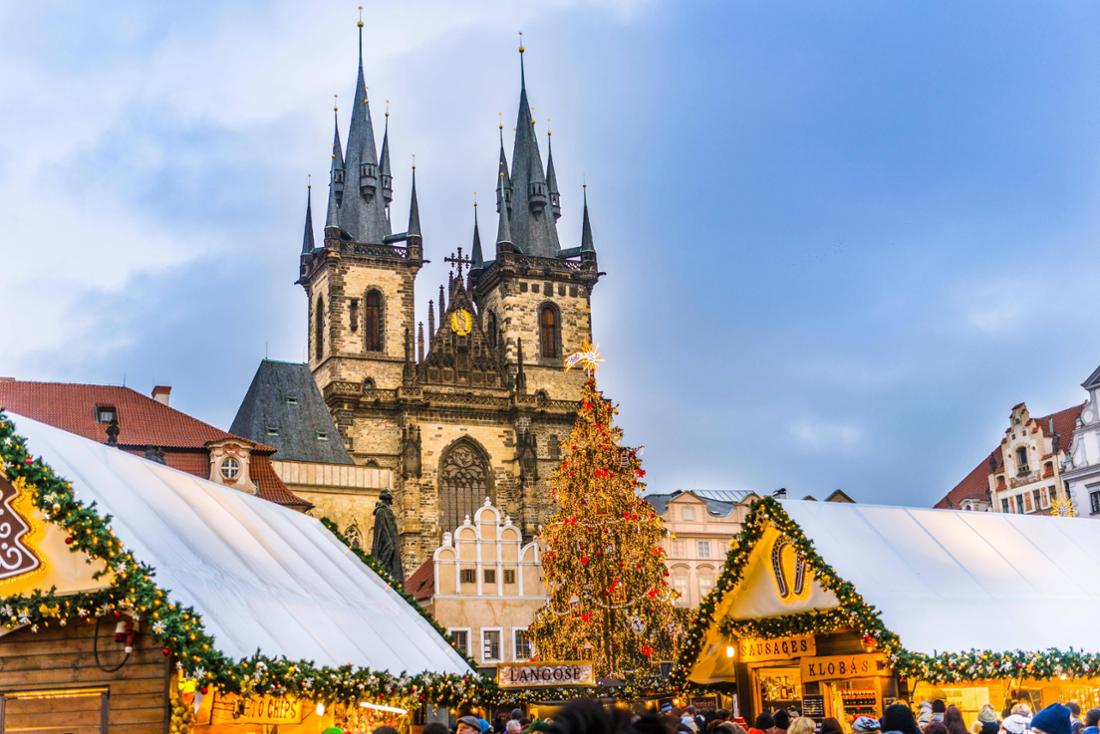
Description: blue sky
3,1,1100,506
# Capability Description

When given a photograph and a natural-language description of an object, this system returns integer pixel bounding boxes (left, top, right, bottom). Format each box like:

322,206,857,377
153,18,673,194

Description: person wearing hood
883,703,920,734
1031,704,1072,734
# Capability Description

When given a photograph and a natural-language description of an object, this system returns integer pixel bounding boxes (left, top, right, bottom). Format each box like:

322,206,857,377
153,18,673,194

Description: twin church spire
303,19,594,261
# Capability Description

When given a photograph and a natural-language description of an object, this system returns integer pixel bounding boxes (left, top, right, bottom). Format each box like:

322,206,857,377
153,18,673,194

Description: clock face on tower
450,308,473,337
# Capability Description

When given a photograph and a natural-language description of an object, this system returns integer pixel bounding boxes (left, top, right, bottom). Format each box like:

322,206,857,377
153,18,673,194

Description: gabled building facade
1062,364,1100,517
935,401,1081,515
295,23,602,571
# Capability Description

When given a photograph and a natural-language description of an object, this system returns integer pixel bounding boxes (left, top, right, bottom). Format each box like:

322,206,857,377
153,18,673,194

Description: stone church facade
296,24,602,571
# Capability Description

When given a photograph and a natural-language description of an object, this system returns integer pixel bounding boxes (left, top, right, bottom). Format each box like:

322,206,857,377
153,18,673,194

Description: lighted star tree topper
528,343,680,679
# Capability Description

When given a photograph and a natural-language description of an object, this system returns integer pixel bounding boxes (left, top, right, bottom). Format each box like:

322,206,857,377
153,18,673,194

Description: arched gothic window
548,435,560,461
440,439,492,533
314,296,325,361
487,311,498,349
345,522,363,550
539,304,559,359
364,290,383,352
1016,446,1029,474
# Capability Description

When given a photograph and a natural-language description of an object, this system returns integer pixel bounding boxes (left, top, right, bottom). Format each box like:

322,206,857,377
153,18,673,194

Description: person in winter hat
853,717,882,733
749,713,776,734
1083,709,1100,734
973,705,999,734
1031,704,1072,734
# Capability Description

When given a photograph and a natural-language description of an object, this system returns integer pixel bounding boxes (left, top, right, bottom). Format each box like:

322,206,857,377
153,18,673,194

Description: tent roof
777,499,1100,654
8,412,470,676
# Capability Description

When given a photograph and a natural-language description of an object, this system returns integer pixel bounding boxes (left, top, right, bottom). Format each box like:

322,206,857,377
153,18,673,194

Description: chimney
151,385,171,406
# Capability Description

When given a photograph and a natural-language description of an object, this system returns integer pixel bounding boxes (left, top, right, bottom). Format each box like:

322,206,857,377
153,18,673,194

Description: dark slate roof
643,489,756,518
230,360,354,465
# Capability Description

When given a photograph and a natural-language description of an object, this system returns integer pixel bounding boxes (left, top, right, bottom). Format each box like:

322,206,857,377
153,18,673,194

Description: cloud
789,419,863,452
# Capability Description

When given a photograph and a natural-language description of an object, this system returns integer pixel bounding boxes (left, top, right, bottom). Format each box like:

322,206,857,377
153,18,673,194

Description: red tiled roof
405,557,435,603
0,380,275,451
935,403,1084,508
251,455,312,509
0,379,309,509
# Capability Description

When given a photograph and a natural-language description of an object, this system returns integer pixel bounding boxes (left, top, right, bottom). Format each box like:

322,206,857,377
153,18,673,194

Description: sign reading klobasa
497,662,597,688
800,653,889,683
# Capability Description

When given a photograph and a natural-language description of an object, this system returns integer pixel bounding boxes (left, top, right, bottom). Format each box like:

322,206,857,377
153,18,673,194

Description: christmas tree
528,344,679,679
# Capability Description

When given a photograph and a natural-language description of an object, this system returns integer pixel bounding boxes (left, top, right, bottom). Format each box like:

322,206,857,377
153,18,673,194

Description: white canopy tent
7,412,471,676
779,499,1100,655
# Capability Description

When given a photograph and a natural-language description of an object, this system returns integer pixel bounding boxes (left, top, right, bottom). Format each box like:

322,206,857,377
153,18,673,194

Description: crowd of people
342,698,1098,734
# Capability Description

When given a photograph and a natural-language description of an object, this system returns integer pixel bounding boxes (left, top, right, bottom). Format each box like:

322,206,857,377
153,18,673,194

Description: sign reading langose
497,662,597,689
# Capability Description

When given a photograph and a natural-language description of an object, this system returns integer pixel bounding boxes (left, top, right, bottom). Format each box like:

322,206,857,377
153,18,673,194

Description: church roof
230,360,354,465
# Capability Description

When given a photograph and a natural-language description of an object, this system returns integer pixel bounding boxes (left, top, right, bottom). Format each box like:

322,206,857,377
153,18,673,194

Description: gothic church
296,22,601,571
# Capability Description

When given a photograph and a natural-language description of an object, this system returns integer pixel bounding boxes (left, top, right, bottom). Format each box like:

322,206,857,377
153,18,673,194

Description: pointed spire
403,327,415,385
326,95,344,228
417,321,425,362
428,300,436,349
471,196,484,268
407,159,421,237
439,284,446,316
496,172,513,250
339,9,388,242
516,337,527,394
580,183,595,253
302,178,316,254
380,100,393,204
497,114,512,213
546,128,561,220
506,37,560,257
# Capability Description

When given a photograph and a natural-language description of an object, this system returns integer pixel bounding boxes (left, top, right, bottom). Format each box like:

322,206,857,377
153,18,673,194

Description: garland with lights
0,411,492,708
673,496,1100,686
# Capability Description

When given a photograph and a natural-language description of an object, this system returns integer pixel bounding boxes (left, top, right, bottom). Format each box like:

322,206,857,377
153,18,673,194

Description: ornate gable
420,260,508,389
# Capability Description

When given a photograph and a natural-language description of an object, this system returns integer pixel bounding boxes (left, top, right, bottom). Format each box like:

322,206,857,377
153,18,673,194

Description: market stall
675,497,1100,729
0,412,484,733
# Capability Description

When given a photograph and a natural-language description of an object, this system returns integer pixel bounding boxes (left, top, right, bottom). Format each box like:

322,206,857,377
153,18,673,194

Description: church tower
470,42,601,405
297,22,602,572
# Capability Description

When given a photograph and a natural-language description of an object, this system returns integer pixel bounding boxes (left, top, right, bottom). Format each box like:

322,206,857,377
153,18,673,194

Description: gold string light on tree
528,342,680,680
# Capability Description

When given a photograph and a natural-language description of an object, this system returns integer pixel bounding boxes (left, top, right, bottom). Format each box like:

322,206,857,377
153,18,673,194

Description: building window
696,540,711,559
681,507,696,521
460,569,476,584
539,304,560,358
364,290,383,352
350,298,359,333
1090,490,1100,515
1032,489,1042,511
285,396,298,405
484,569,496,584
672,540,685,558
1015,495,1025,514
266,427,279,437
449,629,470,655
316,431,328,441
95,406,117,424
1001,498,1010,513
672,575,689,606
1039,487,1051,509
699,575,714,598
219,457,240,481
363,377,375,392
440,439,492,536
513,629,532,661
548,435,560,461
1043,461,1054,478
504,569,516,585
487,311,498,348
482,629,502,662
314,296,325,361
1016,446,1029,475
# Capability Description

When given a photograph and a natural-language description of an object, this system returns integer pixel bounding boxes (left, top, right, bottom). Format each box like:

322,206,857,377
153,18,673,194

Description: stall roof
777,499,1100,654
8,412,471,676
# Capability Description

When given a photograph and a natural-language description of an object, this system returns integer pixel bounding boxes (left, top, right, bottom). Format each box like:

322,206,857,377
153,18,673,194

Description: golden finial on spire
498,111,503,130
363,85,368,105
357,5,364,28
546,117,552,137
411,153,416,171
518,31,525,54
385,99,390,118
333,93,339,113
473,192,478,209
307,173,312,190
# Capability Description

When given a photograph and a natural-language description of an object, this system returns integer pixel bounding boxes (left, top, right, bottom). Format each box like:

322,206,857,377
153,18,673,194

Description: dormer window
219,457,240,481
359,162,378,193
266,427,279,437
333,169,345,185
316,431,329,441
95,406,117,424
285,396,299,406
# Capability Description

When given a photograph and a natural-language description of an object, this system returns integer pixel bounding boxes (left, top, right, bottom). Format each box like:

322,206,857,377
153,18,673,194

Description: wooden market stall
676,498,1100,730
0,412,482,733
